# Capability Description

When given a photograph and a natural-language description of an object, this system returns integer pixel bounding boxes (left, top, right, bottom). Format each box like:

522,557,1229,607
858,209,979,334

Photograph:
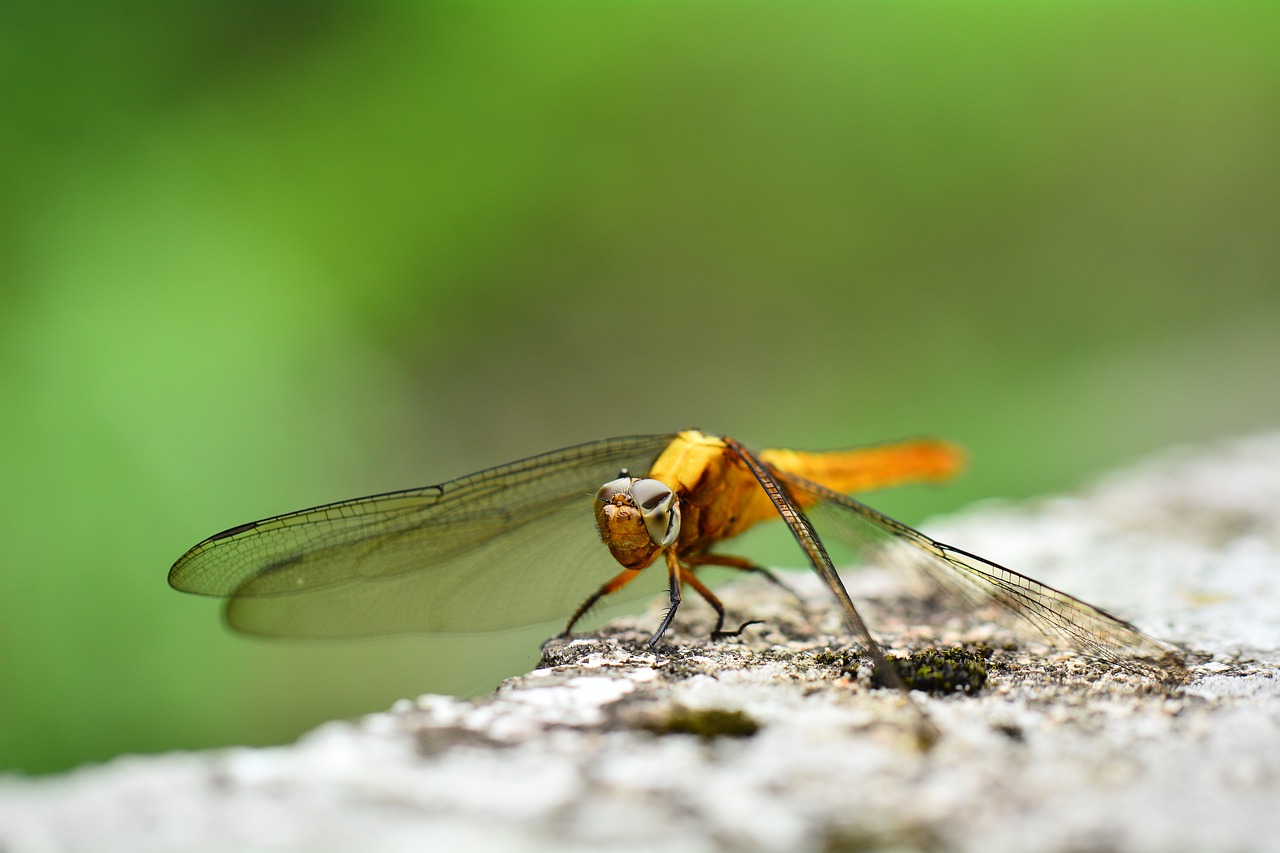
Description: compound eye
629,479,673,512
595,476,634,503
628,478,681,548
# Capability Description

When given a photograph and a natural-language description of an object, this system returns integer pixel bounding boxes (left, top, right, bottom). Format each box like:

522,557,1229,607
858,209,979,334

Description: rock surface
4,433,1280,852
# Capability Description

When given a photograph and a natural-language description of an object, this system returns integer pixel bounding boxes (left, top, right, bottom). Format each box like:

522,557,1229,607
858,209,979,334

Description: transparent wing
169,434,677,637
721,438,939,746
787,476,1187,681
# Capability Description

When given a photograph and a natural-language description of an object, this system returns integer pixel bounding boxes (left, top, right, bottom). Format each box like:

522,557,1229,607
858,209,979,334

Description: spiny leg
645,550,684,649
677,564,763,639
560,567,643,638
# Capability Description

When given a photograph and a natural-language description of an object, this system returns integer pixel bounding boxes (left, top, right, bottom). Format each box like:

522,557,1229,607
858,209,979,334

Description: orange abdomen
651,432,964,554
759,439,964,497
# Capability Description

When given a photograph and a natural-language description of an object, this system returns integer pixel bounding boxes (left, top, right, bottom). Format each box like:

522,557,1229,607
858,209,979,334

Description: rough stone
3,433,1279,852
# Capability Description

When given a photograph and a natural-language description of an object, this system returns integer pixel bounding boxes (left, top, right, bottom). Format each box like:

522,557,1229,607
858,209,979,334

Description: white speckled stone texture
3,433,1278,853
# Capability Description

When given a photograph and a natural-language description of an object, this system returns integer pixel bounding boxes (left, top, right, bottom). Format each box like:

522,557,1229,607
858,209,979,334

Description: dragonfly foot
711,619,764,640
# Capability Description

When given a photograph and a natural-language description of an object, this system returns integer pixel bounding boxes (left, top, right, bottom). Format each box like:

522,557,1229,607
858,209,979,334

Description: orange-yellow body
580,429,964,644
654,429,960,557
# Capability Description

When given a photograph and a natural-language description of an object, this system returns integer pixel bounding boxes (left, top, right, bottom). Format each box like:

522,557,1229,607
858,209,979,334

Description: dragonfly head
594,475,681,569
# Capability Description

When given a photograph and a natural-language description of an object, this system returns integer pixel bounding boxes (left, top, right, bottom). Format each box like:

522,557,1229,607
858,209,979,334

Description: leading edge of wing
168,433,678,599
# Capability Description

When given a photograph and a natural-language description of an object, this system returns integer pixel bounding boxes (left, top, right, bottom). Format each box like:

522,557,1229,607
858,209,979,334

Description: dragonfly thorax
594,475,681,570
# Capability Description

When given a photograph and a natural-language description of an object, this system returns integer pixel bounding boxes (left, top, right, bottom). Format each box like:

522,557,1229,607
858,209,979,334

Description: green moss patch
871,647,990,695
642,706,761,741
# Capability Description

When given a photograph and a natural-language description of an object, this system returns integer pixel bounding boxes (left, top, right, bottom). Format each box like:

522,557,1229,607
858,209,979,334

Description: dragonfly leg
678,563,763,639
560,567,643,638
645,550,684,649
684,552,805,605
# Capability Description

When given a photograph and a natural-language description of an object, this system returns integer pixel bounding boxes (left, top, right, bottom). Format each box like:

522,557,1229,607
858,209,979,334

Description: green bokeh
3,3,1278,775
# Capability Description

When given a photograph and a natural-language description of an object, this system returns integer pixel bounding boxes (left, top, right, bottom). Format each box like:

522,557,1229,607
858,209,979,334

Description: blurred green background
3,3,1278,776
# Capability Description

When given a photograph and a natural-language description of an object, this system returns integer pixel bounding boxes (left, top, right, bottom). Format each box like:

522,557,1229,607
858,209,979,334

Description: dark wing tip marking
209,520,260,542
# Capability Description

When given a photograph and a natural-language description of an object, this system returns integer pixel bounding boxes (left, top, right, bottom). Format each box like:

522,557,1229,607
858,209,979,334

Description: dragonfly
170,430,1187,687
